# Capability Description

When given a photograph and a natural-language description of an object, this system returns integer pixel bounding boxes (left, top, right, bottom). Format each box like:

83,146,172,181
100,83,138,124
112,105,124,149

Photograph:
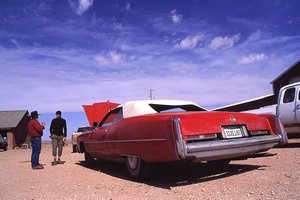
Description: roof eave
270,59,300,84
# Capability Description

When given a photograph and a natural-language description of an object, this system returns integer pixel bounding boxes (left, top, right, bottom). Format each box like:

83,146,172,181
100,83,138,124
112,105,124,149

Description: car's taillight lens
187,134,217,141
250,130,269,136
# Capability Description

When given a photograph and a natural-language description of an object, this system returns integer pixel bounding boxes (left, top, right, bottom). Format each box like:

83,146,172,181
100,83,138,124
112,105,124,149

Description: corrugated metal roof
0,110,28,130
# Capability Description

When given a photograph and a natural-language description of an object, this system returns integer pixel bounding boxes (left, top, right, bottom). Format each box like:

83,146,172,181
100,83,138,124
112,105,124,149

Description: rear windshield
77,127,93,132
149,104,204,113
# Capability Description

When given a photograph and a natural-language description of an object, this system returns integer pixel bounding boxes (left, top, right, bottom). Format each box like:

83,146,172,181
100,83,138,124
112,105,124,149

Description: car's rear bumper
173,117,285,162
185,135,281,161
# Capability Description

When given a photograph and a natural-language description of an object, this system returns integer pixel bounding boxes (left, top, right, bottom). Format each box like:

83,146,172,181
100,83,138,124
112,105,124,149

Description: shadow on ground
277,136,300,148
288,133,300,139
19,160,31,163
279,142,300,148
76,153,273,189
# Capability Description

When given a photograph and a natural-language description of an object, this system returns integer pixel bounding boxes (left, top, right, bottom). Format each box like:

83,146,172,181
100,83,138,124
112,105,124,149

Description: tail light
187,134,217,142
250,130,269,136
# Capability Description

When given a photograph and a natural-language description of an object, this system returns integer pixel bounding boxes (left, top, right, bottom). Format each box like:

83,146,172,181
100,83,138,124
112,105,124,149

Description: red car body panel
79,115,179,162
178,112,276,137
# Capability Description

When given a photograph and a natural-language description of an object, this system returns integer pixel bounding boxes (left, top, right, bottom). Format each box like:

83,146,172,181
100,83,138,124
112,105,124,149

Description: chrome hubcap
128,156,138,170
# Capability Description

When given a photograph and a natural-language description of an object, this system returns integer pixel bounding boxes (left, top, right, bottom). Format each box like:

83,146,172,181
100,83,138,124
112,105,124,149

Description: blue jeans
31,137,42,168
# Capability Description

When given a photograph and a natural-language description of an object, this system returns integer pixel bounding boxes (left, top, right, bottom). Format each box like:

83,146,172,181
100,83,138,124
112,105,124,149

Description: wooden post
7,131,16,150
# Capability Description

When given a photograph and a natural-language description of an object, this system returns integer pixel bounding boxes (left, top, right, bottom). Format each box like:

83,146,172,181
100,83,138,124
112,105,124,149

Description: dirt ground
0,137,300,200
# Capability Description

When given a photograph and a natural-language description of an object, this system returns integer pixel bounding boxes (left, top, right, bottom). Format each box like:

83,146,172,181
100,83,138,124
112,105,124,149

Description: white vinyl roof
119,100,206,119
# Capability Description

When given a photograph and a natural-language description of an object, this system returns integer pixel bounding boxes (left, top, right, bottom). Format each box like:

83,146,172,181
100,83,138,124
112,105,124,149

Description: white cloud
209,34,240,50
175,34,204,50
248,30,262,41
69,0,94,16
0,41,295,114
125,2,131,11
237,53,268,65
113,22,122,30
95,51,125,66
170,9,183,23
10,38,20,47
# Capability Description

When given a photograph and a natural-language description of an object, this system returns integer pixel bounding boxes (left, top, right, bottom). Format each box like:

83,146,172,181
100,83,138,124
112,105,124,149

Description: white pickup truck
246,82,300,135
72,126,93,152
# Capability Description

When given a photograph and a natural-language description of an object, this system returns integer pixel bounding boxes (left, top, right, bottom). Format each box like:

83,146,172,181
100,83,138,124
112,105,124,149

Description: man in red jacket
28,111,45,170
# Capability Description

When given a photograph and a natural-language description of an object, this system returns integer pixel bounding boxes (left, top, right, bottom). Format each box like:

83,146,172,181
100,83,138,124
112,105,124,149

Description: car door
105,108,123,156
89,126,110,156
90,108,121,157
278,86,297,132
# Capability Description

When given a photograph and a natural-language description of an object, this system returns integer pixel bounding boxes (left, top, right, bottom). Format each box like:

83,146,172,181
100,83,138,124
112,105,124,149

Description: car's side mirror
92,122,98,128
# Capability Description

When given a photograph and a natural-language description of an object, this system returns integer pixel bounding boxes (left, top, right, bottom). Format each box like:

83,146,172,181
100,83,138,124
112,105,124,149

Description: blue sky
1,0,300,137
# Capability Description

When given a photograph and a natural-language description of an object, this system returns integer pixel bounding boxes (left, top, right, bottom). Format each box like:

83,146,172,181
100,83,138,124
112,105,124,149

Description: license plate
223,128,243,139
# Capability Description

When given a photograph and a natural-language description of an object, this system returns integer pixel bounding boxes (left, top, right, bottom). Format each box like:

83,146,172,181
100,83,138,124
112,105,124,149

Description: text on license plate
223,128,243,138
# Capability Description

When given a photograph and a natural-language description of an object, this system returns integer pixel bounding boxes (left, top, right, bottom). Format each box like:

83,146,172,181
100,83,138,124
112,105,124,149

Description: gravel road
0,138,300,200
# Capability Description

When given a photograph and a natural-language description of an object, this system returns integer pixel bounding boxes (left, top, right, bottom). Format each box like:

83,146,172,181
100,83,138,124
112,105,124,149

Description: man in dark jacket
50,110,67,165
28,111,45,170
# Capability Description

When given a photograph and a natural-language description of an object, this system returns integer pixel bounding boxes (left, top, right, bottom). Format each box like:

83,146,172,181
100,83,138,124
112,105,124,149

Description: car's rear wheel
4,145,7,151
126,156,152,180
84,152,95,166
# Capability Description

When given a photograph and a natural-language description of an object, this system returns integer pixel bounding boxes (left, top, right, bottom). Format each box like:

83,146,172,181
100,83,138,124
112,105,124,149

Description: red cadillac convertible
77,100,288,179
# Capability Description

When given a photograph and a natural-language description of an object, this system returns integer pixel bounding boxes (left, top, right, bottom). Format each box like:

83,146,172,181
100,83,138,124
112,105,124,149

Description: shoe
57,160,65,164
52,161,57,166
32,165,44,170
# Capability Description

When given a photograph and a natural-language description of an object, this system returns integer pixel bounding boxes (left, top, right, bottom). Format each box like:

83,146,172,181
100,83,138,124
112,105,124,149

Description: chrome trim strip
173,118,187,159
85,138,167,144
242,126,249,137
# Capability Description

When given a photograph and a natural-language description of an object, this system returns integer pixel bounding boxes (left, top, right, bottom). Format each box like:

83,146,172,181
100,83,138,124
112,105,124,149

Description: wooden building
0,110,29,150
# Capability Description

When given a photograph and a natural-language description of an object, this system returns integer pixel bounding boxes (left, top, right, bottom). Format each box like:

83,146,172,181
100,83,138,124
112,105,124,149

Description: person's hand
63,137,66,142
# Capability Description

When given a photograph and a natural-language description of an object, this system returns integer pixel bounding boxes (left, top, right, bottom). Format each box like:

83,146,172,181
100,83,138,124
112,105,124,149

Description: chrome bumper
185,135,280,161
173,118,284,162
274,115,288,146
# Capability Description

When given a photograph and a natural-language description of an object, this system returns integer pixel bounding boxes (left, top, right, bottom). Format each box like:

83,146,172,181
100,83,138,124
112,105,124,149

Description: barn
0,110,30,150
